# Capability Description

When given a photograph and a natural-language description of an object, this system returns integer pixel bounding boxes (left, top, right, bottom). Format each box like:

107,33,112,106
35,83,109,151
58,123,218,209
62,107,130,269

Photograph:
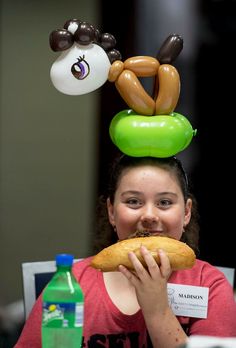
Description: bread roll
90,236,196,272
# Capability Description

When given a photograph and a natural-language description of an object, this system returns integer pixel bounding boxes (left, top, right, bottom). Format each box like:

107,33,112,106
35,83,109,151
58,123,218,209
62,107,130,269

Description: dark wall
193,0,236,268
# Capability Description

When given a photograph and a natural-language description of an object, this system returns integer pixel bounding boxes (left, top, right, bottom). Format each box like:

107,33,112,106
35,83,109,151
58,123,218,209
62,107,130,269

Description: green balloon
109,109,197,157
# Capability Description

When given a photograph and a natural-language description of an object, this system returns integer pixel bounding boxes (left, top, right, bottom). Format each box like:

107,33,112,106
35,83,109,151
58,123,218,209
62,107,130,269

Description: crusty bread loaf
90,236,196,272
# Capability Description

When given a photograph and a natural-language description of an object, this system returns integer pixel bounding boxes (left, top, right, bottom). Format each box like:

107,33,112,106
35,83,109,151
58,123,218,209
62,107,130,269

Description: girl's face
107,165,192,241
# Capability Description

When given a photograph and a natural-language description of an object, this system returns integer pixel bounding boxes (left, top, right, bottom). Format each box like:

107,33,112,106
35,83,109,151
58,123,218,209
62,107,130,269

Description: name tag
167,283,209,319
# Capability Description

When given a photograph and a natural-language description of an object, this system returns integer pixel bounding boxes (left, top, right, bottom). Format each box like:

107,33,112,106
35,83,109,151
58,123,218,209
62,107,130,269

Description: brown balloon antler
153,33,183,102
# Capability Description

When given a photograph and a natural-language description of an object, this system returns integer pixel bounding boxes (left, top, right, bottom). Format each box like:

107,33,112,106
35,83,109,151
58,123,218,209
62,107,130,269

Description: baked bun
90,236,196,272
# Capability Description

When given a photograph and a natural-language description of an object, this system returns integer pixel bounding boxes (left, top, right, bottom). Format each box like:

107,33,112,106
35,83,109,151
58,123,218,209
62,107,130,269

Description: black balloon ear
100,33,117,50
157,34,183,64
49,29,74,52
93,28,101,44
107,49,122,64
63,18,81,30
74,21,96,45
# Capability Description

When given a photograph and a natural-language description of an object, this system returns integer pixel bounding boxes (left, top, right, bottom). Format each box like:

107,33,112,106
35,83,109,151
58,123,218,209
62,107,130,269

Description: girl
15,155,236,348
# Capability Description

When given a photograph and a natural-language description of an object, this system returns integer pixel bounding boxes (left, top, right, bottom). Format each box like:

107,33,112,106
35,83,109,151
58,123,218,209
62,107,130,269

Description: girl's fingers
119,251,149,284
140,245,161,279
128,251,147,279
119,247,171,283
158,249,172,278
128,247,160,282
139,246,171,280
118,264,139,286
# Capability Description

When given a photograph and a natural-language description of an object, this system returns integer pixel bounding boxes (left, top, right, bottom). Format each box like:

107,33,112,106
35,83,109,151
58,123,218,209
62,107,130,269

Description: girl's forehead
118,165,177,185
115,165,185,201
121,164,169,176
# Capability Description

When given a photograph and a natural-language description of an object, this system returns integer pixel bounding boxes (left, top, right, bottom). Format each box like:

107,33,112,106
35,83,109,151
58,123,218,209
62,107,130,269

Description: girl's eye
158,199,172,207
126,198,142,207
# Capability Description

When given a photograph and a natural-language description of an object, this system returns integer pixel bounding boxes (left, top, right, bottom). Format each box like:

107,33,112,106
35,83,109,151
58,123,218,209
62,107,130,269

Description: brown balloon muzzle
109,58,180,116
108,34,183,116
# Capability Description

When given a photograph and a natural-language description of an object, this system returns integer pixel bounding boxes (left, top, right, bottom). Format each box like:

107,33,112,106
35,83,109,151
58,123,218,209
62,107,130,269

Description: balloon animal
49,19,196,158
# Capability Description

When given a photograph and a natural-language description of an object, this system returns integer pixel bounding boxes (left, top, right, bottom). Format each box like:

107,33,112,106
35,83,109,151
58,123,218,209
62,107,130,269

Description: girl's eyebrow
159,192,178,197
121,190,141,196
121,191,178,197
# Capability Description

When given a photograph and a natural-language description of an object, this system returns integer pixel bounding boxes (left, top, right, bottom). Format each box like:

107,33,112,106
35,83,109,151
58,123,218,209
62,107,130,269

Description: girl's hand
118,246,172,318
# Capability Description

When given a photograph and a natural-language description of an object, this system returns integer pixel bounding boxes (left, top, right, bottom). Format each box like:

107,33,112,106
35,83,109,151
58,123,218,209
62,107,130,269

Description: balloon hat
49,19,197,158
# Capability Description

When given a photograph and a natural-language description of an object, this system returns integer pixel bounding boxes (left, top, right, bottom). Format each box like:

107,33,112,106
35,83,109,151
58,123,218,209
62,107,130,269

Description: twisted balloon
49,19,196,157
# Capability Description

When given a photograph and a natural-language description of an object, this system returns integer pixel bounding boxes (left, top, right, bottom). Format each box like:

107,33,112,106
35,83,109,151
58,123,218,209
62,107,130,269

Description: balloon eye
71,56,90,80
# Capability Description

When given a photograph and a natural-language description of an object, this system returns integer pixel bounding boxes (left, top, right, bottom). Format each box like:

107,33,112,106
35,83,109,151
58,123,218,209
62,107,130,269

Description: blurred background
0,0,235,346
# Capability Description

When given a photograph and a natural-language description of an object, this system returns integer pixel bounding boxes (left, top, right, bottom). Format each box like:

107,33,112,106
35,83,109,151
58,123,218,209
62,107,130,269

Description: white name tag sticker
167,283,209,319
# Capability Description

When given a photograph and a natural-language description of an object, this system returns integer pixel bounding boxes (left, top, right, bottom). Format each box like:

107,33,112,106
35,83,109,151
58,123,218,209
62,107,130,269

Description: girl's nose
140,206,158,227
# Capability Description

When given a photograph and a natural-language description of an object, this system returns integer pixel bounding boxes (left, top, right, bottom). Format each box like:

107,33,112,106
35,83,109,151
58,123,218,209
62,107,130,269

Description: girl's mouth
128,230,164,238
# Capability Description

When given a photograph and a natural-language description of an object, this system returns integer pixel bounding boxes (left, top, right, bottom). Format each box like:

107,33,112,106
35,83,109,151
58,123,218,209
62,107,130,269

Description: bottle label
42,302,83,328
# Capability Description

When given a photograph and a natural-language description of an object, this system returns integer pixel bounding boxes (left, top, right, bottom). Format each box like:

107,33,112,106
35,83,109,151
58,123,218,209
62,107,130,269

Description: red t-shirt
14,257,236,348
